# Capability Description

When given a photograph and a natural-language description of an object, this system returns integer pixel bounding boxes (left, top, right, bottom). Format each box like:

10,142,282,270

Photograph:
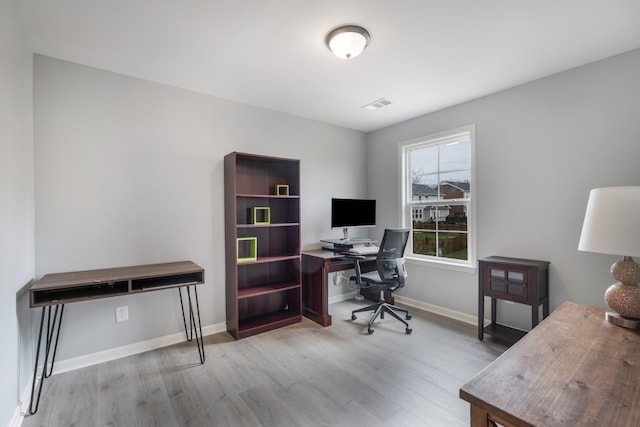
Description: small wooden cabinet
478,256,549,344
224,152,302,339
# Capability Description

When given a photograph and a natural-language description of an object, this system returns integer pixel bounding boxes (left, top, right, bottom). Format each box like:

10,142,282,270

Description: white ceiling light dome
325,25,371,60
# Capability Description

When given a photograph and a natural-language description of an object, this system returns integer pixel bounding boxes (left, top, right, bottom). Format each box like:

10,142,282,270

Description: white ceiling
17,0,640,132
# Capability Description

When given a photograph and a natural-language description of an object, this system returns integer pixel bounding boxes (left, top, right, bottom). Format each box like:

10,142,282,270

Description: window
400,126,475,267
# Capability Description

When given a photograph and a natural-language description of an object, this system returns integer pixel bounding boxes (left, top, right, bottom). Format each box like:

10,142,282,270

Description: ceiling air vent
361,98,392,111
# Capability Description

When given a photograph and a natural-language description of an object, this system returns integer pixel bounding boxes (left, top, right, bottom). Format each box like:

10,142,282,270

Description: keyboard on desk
346,245,379,255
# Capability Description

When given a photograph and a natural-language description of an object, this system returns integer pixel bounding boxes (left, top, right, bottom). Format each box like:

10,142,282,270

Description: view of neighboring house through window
400,126,474,266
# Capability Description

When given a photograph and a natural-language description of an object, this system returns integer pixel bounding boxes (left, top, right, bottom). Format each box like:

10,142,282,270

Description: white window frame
398,125,476,272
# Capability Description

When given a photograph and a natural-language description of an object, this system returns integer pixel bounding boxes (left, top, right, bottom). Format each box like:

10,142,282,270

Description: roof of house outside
441,181,470,192
413,182,470,195
412,183,438,196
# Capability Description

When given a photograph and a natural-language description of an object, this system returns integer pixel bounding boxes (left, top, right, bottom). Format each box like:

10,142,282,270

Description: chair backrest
376,229,410,285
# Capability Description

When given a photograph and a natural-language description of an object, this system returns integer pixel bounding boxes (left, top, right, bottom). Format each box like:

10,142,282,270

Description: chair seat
350,270,397,287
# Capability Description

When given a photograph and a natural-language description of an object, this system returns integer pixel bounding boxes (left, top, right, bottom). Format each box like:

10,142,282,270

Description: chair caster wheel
351,314,357,320
405,328,412,334
406,314,412,320
367,328,374,335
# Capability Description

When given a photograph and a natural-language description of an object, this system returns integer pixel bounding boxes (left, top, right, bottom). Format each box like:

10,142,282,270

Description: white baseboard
330,292,480,326
392,295,479,326
51,321,226,375
9,397,27,427
392,296,525,331
328,290,358,305
13,321,227,426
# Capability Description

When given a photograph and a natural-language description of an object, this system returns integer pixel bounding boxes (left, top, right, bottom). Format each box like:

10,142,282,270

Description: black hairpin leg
178,286,205,364
29,304,65,415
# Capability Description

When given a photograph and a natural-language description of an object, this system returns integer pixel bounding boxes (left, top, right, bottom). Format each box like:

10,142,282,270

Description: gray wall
33,55,367,361
0,0,34,424
367,48,640,330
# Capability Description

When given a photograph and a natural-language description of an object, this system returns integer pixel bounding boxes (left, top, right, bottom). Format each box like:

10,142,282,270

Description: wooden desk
301,250,377,326
460,302,640,426
28,261,205,415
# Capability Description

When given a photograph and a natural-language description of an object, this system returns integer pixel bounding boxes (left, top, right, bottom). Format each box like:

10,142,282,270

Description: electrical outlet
333,271,346,286
115,305,129,322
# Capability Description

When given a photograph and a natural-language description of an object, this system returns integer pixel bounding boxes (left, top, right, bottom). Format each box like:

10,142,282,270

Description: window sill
405,256,477,273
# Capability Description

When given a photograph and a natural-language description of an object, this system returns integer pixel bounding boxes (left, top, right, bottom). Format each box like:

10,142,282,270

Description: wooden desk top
30,261,204,307
302,249,346,260
460,301,640,426
32,261,203,289
302,249,378,260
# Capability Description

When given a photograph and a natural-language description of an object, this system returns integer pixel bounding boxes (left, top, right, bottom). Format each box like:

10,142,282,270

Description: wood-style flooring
21,300,506,427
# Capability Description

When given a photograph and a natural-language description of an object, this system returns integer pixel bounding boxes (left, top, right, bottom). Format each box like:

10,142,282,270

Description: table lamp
578,186,640,329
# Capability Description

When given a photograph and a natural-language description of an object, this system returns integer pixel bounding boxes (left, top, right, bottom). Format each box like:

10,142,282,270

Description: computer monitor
331,198,376,240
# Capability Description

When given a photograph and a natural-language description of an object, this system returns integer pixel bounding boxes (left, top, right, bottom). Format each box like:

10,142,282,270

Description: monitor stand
320,228,373,252
340,228,371,243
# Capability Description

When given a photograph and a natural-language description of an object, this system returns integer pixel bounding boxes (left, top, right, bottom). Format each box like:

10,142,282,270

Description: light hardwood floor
22,300,506,427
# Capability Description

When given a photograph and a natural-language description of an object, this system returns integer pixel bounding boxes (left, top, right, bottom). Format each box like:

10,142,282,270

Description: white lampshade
326,25,370,60
578,186,640,257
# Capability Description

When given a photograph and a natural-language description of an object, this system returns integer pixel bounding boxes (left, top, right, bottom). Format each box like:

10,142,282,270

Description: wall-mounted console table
27,260,205,415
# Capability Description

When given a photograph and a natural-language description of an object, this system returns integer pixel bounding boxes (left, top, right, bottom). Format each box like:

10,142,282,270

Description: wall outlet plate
115,305,129,322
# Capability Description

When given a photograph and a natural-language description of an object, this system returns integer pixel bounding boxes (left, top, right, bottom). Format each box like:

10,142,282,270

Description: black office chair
349,228,412,335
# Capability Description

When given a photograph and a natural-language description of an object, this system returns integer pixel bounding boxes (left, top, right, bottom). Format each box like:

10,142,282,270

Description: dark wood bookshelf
237,282,300,299
224,152,302,339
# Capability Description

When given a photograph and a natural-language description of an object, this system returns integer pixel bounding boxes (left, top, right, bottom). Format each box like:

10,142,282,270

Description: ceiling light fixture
325,25,370,60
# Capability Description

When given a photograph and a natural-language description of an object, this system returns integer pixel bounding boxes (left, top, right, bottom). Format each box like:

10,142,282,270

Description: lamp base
605,311,640,330
604,257,640,322
604,282,640,319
